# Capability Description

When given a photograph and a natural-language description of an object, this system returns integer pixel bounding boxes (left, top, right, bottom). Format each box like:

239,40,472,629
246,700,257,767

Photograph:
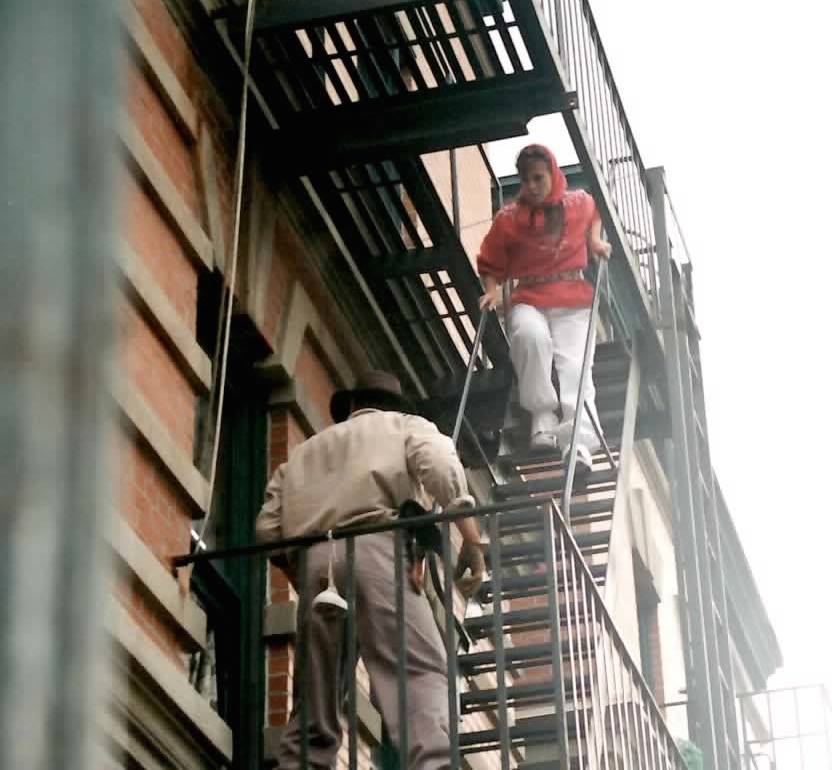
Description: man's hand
478,285,501,311
590,237,612,260
454,541,488,599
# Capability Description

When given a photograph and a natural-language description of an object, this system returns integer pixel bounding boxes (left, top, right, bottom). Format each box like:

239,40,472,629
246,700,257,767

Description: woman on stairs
478,144,611,473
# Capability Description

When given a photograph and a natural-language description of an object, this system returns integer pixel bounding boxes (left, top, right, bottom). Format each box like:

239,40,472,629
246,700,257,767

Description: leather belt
517,269,584,287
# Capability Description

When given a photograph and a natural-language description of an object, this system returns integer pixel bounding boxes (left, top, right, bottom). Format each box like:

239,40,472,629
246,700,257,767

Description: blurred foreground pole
0,2,119,769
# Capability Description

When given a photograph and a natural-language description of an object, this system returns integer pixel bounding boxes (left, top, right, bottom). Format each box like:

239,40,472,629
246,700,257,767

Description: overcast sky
492,0,832,691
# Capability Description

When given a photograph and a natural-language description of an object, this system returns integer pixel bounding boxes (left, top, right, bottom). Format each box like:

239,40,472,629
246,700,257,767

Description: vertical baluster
612,631,634,770
766,690,778,770
578,2,602,163
441,522,461,770
564,0,582,95
567,543,593,759
553,0,567,72
544,505,570,768
346,538,358,770
590,596,615,770
603,617,628,770
584,573,611,770
395,530,408,769
298,548,309,770
633,672,651,770
488,514,511,768
560,527,584,766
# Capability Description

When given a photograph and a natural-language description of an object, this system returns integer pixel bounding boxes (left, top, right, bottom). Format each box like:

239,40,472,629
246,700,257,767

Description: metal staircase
190,2,744,768
453,340,657,767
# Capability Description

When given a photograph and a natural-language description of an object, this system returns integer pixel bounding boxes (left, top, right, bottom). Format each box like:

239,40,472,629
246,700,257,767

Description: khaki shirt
255,409,468,543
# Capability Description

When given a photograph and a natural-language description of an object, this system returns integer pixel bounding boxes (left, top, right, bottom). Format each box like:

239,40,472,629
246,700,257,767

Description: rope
192,0,258,557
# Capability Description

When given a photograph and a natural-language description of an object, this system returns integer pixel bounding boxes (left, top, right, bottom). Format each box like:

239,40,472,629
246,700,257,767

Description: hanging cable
192,0,258,559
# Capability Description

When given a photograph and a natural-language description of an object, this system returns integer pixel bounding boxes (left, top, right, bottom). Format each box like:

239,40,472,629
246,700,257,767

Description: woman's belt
516,269,584,287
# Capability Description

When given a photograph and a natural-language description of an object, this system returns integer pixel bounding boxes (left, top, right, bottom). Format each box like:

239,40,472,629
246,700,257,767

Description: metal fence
532,0,658,313
178,497,686,768
738,685,832,770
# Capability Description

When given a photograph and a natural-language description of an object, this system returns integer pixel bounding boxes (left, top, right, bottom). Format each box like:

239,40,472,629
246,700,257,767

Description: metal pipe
441,522,460,770
173,496,538,567
450,148,461,236
543,505,570,768
346,538,358,770
561,258,608,524
452,310,489,446
487,514,511,768
298,549,309,770
394,530,408,769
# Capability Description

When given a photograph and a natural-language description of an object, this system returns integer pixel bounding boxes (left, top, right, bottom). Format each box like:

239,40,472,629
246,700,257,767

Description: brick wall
112,3,510,768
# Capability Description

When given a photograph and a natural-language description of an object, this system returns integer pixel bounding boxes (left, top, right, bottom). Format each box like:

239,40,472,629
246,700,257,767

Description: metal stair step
466,604,586,640
461,675,593,714
507,380,627,415
497,445,619,471
479,562,607,602
495,468,618,500
492,531,611,568
460,713,586,753
496,500,614,535
459,640,596,676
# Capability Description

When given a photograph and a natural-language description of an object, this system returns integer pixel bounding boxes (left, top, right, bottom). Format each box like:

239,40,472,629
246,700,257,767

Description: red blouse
477,189,600,309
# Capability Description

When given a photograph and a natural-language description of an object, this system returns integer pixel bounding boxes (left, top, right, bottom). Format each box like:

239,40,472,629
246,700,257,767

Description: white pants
509,303,603,451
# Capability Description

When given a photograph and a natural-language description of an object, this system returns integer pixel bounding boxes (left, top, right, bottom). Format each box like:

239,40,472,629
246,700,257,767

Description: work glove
454,541,488,599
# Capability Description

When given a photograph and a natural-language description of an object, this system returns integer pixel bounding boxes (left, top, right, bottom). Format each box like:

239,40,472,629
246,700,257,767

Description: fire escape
203,1,745,767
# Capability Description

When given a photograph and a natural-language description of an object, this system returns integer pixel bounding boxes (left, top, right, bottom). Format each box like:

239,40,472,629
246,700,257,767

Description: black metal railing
529,0,658,315
738,685,832,770
176,497,687,768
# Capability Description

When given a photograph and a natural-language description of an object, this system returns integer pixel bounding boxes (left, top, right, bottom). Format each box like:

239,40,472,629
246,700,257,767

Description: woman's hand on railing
478,285,501,311
590,236,612,259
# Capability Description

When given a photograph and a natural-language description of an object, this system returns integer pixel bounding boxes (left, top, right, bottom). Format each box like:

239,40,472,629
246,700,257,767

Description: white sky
491,0,832,691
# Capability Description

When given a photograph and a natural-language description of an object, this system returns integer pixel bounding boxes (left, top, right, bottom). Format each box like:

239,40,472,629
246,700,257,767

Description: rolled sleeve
256,464,286,543
404,416,468,507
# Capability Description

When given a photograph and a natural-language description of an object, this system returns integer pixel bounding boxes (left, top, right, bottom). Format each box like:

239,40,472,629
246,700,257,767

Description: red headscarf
515,144,568,233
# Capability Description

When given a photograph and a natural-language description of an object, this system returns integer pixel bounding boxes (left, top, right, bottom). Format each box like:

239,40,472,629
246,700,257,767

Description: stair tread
498,445,619,469
498,530,610,556
497,500,614,532
479,562,607,601
460,639,595,671
460,713,586,750
461,676,592,711
466,604,584,638
495,468,618,499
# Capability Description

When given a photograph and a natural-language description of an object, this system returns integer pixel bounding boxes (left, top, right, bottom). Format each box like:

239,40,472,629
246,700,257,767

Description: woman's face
519,158,553,205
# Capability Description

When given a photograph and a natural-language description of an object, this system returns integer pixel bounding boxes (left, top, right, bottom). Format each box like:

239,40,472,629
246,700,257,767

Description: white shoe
563,444,593,475
530,410,558,451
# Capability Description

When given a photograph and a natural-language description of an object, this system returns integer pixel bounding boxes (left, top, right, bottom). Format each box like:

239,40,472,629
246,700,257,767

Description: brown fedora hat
330,370,413,423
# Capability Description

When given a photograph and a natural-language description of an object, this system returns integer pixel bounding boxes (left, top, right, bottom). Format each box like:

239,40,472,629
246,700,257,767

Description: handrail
177,495,688,767
561,257,612,525
535,0,659,315
546,497,688,768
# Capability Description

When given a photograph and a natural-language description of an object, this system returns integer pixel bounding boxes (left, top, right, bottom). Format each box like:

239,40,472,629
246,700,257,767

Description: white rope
193,0,258,553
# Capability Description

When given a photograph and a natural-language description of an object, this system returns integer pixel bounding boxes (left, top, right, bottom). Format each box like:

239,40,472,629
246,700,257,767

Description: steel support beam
369,247,448,279
271,85,578,171
647,167,720,768
0,1,118,768
254,0,425,31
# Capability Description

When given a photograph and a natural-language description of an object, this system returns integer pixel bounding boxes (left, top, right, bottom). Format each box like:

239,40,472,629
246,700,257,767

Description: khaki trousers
277,533,450,769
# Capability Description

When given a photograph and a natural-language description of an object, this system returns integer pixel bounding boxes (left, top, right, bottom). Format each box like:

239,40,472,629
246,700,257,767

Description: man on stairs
256,370,487,770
